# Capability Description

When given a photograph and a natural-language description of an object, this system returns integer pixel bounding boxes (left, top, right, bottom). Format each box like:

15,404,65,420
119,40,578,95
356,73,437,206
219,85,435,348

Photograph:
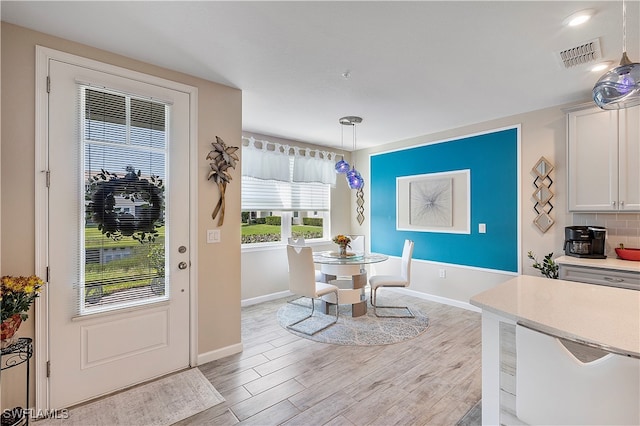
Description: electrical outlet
207,229,220,243
439,269,446,278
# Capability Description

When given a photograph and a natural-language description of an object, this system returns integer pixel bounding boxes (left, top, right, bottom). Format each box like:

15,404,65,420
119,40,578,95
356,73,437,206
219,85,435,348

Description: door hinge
45,170,51,188
46,266,50,282
46,361,51,377
46,76,51,93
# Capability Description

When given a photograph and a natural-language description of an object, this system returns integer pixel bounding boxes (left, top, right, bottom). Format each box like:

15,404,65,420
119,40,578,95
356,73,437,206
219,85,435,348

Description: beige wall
1,22,242,408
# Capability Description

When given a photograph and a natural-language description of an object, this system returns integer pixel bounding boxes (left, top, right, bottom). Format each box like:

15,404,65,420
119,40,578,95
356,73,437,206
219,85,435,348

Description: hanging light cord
352,123,357,168
622,0,627,53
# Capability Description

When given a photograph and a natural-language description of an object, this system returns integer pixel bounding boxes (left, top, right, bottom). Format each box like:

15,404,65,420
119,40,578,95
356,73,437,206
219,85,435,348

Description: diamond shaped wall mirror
534,212,555,233
533,186,554,205
532,157,553,179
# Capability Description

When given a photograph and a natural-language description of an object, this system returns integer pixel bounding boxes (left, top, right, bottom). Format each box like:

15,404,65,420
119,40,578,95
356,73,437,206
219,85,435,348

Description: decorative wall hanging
396,170,471,234
87,166,164,243
356,188,365,225
532,156,555,233
207,136,239,226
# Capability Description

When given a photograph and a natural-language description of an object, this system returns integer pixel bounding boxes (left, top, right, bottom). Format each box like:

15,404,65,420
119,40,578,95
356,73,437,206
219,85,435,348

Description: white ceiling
2,1,639,150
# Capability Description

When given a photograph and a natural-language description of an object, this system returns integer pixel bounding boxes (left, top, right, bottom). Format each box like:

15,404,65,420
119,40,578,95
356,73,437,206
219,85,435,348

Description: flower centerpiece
1,275,45,347
332,234,352,257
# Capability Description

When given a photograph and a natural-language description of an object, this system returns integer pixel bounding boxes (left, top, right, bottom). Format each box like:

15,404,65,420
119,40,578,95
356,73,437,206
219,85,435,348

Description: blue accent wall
370,127,518,272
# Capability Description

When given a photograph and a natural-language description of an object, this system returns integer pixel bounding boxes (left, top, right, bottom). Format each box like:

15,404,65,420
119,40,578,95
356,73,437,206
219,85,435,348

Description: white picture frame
396,170,470,234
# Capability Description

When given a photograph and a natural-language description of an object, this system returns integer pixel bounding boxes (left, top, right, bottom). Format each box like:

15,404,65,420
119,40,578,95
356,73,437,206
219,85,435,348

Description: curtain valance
241,136,337,187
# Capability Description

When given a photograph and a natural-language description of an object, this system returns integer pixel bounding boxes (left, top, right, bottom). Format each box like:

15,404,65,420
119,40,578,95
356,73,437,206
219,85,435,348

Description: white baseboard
241,290,292,307
242,287,480,313
196,342,243,365
389,287,482,313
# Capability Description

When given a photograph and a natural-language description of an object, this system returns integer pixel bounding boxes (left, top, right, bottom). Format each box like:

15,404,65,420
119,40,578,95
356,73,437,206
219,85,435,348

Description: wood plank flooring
176,293,482,425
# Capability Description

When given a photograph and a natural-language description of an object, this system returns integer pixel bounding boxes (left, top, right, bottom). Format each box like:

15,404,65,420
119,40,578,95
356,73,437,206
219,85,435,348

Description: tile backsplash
572,213,640,255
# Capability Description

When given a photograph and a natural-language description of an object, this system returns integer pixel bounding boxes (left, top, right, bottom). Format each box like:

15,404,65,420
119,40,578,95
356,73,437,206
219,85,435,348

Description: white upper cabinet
567,104,640,212
618,106,640,211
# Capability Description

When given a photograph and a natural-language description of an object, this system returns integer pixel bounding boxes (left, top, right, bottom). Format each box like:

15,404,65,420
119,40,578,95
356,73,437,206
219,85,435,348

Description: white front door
46,58,192,408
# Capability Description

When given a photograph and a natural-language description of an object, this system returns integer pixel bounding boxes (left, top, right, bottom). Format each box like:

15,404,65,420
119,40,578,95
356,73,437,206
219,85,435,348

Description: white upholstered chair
287,237,324,282
369,239,415,318
286,245,339,335
348,235,365,256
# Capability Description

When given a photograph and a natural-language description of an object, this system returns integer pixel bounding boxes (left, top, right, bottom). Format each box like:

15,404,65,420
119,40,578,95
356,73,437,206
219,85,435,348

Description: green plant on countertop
527,251,559,279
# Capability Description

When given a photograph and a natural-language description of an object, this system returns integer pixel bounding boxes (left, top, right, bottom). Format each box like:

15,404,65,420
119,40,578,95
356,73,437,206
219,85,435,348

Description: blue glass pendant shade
335,157,350,174
593,53,640,110
346,166,364,189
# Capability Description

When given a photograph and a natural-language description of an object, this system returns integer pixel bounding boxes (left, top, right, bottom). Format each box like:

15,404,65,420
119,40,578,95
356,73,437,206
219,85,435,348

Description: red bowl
614,248,640,261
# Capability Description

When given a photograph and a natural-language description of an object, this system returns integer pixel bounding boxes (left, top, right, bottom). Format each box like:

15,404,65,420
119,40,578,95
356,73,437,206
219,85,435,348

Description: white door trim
34,46,199,411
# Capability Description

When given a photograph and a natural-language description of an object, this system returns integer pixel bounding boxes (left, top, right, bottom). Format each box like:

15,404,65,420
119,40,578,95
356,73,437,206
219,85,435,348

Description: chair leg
287,295,306,306
371,286,414,318
286,291,339,335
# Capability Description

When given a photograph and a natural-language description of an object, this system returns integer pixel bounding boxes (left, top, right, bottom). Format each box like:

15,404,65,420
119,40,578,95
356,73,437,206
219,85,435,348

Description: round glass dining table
312,252,389,317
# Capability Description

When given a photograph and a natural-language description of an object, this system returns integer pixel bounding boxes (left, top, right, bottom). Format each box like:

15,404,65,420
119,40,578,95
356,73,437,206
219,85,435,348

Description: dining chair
287,237,324,282
348,234,366,274
286,245,340,335
369,239,415,318
348,235,365,256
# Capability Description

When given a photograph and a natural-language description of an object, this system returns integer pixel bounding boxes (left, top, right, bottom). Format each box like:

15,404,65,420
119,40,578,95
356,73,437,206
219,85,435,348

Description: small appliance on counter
564,226,607,259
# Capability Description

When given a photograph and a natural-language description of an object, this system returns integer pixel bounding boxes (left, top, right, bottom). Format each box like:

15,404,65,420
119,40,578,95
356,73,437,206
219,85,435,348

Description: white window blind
242,175,331,211
82,86,168,313
241,137,333,211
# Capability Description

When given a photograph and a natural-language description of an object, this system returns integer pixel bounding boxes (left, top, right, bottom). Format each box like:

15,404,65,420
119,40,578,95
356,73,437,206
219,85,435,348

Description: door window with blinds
82,86,168,312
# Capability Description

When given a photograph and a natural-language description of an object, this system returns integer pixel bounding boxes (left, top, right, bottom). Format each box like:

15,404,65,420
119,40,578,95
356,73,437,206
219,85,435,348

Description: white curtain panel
241,136,291,182
292,147,337,187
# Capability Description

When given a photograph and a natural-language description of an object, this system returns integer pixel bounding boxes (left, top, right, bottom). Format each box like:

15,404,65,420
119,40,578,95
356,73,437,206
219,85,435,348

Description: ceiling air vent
558,38,602,68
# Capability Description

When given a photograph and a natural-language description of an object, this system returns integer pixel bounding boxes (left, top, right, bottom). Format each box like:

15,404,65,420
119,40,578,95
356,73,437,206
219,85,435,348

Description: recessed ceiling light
591,61,614,72
563,9,595,27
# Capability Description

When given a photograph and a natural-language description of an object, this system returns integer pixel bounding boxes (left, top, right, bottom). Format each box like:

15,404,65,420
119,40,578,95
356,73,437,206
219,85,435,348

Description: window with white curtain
241,137,335,245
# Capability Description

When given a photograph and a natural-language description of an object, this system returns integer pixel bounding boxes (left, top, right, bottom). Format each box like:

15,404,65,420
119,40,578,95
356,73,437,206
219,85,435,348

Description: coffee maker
564,226,607,259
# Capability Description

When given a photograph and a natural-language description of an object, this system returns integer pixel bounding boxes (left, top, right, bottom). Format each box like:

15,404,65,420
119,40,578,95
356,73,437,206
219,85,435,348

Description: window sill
241,239,331,253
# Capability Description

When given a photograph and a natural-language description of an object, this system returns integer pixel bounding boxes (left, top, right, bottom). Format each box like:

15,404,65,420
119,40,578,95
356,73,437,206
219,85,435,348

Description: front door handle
178,261,188,270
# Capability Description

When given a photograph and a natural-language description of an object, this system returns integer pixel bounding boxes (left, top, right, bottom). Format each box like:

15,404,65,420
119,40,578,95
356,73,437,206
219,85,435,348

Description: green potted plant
527,251,559,279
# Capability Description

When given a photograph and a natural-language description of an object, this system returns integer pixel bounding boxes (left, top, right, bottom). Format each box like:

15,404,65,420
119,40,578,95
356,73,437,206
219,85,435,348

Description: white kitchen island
470,275,640,425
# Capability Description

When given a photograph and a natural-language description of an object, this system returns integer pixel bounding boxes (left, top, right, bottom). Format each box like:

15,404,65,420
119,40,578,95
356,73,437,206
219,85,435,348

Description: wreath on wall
87,166,165,243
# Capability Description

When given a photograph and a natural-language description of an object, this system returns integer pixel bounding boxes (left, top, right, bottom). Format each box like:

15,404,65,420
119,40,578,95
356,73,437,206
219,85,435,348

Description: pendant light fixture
592,0,640,109
334,120,350,174
339,116,364,190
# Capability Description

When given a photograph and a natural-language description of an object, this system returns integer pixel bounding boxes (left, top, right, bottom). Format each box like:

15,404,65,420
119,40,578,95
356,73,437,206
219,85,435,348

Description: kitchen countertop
555,255,640,273
470,275,640,358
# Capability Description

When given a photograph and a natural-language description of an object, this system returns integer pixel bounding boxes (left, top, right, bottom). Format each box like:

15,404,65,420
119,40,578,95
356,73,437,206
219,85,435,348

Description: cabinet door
618,105,640,211
568,107,618,211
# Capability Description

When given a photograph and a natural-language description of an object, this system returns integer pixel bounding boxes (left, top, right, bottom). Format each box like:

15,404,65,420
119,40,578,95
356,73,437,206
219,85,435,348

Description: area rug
277,298,429,345
38,368,224,426
456,400,482,426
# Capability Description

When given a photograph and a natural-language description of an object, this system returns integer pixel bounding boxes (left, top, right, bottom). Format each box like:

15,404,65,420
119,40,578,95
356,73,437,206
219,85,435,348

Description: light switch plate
207,229,220,243
479,223,486,233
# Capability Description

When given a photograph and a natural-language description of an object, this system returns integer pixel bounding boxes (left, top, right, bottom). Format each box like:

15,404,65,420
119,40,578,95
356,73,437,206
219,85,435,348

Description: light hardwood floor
176,293,482,425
